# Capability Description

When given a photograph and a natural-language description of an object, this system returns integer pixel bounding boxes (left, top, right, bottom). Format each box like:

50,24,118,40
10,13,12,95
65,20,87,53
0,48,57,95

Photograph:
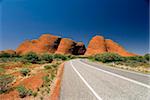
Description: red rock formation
15,34,135,56
85,36,136,56
85,36,107,55
55,38,76,54
105,39,136,56
16,34,61,55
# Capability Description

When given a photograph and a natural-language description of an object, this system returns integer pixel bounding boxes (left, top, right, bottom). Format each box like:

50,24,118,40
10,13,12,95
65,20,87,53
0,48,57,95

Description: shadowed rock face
85,36,107,55
85,36,136,56
73,42,86,55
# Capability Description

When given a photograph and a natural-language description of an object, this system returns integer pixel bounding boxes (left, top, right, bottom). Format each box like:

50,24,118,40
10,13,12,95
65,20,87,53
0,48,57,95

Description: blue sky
0,0,149,55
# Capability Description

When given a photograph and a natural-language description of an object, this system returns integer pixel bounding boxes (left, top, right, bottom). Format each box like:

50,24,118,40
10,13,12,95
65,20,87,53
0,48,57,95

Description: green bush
41,54,53,63
20,68,30,76
94,53,124,63
16,85,29,98
53,54,68,60
0,74,14,93
144,54,150,61
42,76,50,83
23,52,40,64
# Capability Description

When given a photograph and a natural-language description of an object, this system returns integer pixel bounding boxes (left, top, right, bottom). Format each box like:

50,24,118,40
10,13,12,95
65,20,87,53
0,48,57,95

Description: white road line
79,61,150,89
81,60,150,77
70,61,102,100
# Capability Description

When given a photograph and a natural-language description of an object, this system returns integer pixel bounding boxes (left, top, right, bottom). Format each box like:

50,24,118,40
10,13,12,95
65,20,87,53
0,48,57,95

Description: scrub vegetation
0,52,74,99
88,53,150,73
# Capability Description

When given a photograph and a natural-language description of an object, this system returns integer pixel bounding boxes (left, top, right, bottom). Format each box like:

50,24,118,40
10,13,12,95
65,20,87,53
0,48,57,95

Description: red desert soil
15,71,46,91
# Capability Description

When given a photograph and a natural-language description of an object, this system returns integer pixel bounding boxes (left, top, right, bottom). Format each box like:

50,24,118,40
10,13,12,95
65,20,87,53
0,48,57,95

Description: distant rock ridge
1,34,136,56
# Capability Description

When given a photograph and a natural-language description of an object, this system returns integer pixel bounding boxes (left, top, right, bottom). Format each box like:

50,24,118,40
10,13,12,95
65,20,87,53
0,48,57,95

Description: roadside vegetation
0,52,75,99
0,51,149,99
88,53,150,73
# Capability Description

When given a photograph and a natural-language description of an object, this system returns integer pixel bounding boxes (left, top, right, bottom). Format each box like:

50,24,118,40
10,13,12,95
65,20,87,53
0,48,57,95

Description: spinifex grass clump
0,74,14,94
20,68,30,76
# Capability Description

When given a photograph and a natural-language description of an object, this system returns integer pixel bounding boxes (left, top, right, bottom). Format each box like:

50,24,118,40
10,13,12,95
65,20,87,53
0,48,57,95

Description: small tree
144,54,150,61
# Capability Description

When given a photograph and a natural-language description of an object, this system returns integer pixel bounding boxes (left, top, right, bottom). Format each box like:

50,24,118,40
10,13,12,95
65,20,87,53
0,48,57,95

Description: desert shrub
0,74,14,93
16,85,29,98
66,55,76,60
23,52,40,64
28,89,33,96
0,53,11,58
94,53,124,63
41,54,53,63
53,54,68,60
20,68,30,76
0,67,5,74
144,54,150,61
43,76,50,83
124,60,141,67
44,64,57,70
0,52,20,58
32,92,38,97
126,56,146,63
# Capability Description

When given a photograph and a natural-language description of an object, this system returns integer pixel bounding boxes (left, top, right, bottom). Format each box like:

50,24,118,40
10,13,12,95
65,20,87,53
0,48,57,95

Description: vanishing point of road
60,59,150,100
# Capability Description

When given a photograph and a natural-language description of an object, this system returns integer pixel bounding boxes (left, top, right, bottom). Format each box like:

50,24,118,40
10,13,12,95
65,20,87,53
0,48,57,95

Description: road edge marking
70,61,102,100
79,61,150,89
81,60,150,77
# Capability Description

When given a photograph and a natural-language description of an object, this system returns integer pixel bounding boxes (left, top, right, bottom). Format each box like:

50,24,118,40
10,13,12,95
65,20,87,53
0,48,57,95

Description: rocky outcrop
16,34,86,55
85,36,136,56
0,49,16,55
55,38,76,54
85,36,107,55
16,34,61,55
14,33,136,56
105,39,136,56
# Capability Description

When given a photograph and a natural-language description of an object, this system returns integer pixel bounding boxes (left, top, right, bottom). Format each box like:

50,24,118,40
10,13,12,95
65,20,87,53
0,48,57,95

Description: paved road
60,59,150,100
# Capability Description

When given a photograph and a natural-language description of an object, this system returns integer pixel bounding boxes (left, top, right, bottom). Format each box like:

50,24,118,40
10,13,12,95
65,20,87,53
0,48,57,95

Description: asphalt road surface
60,59,150,100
